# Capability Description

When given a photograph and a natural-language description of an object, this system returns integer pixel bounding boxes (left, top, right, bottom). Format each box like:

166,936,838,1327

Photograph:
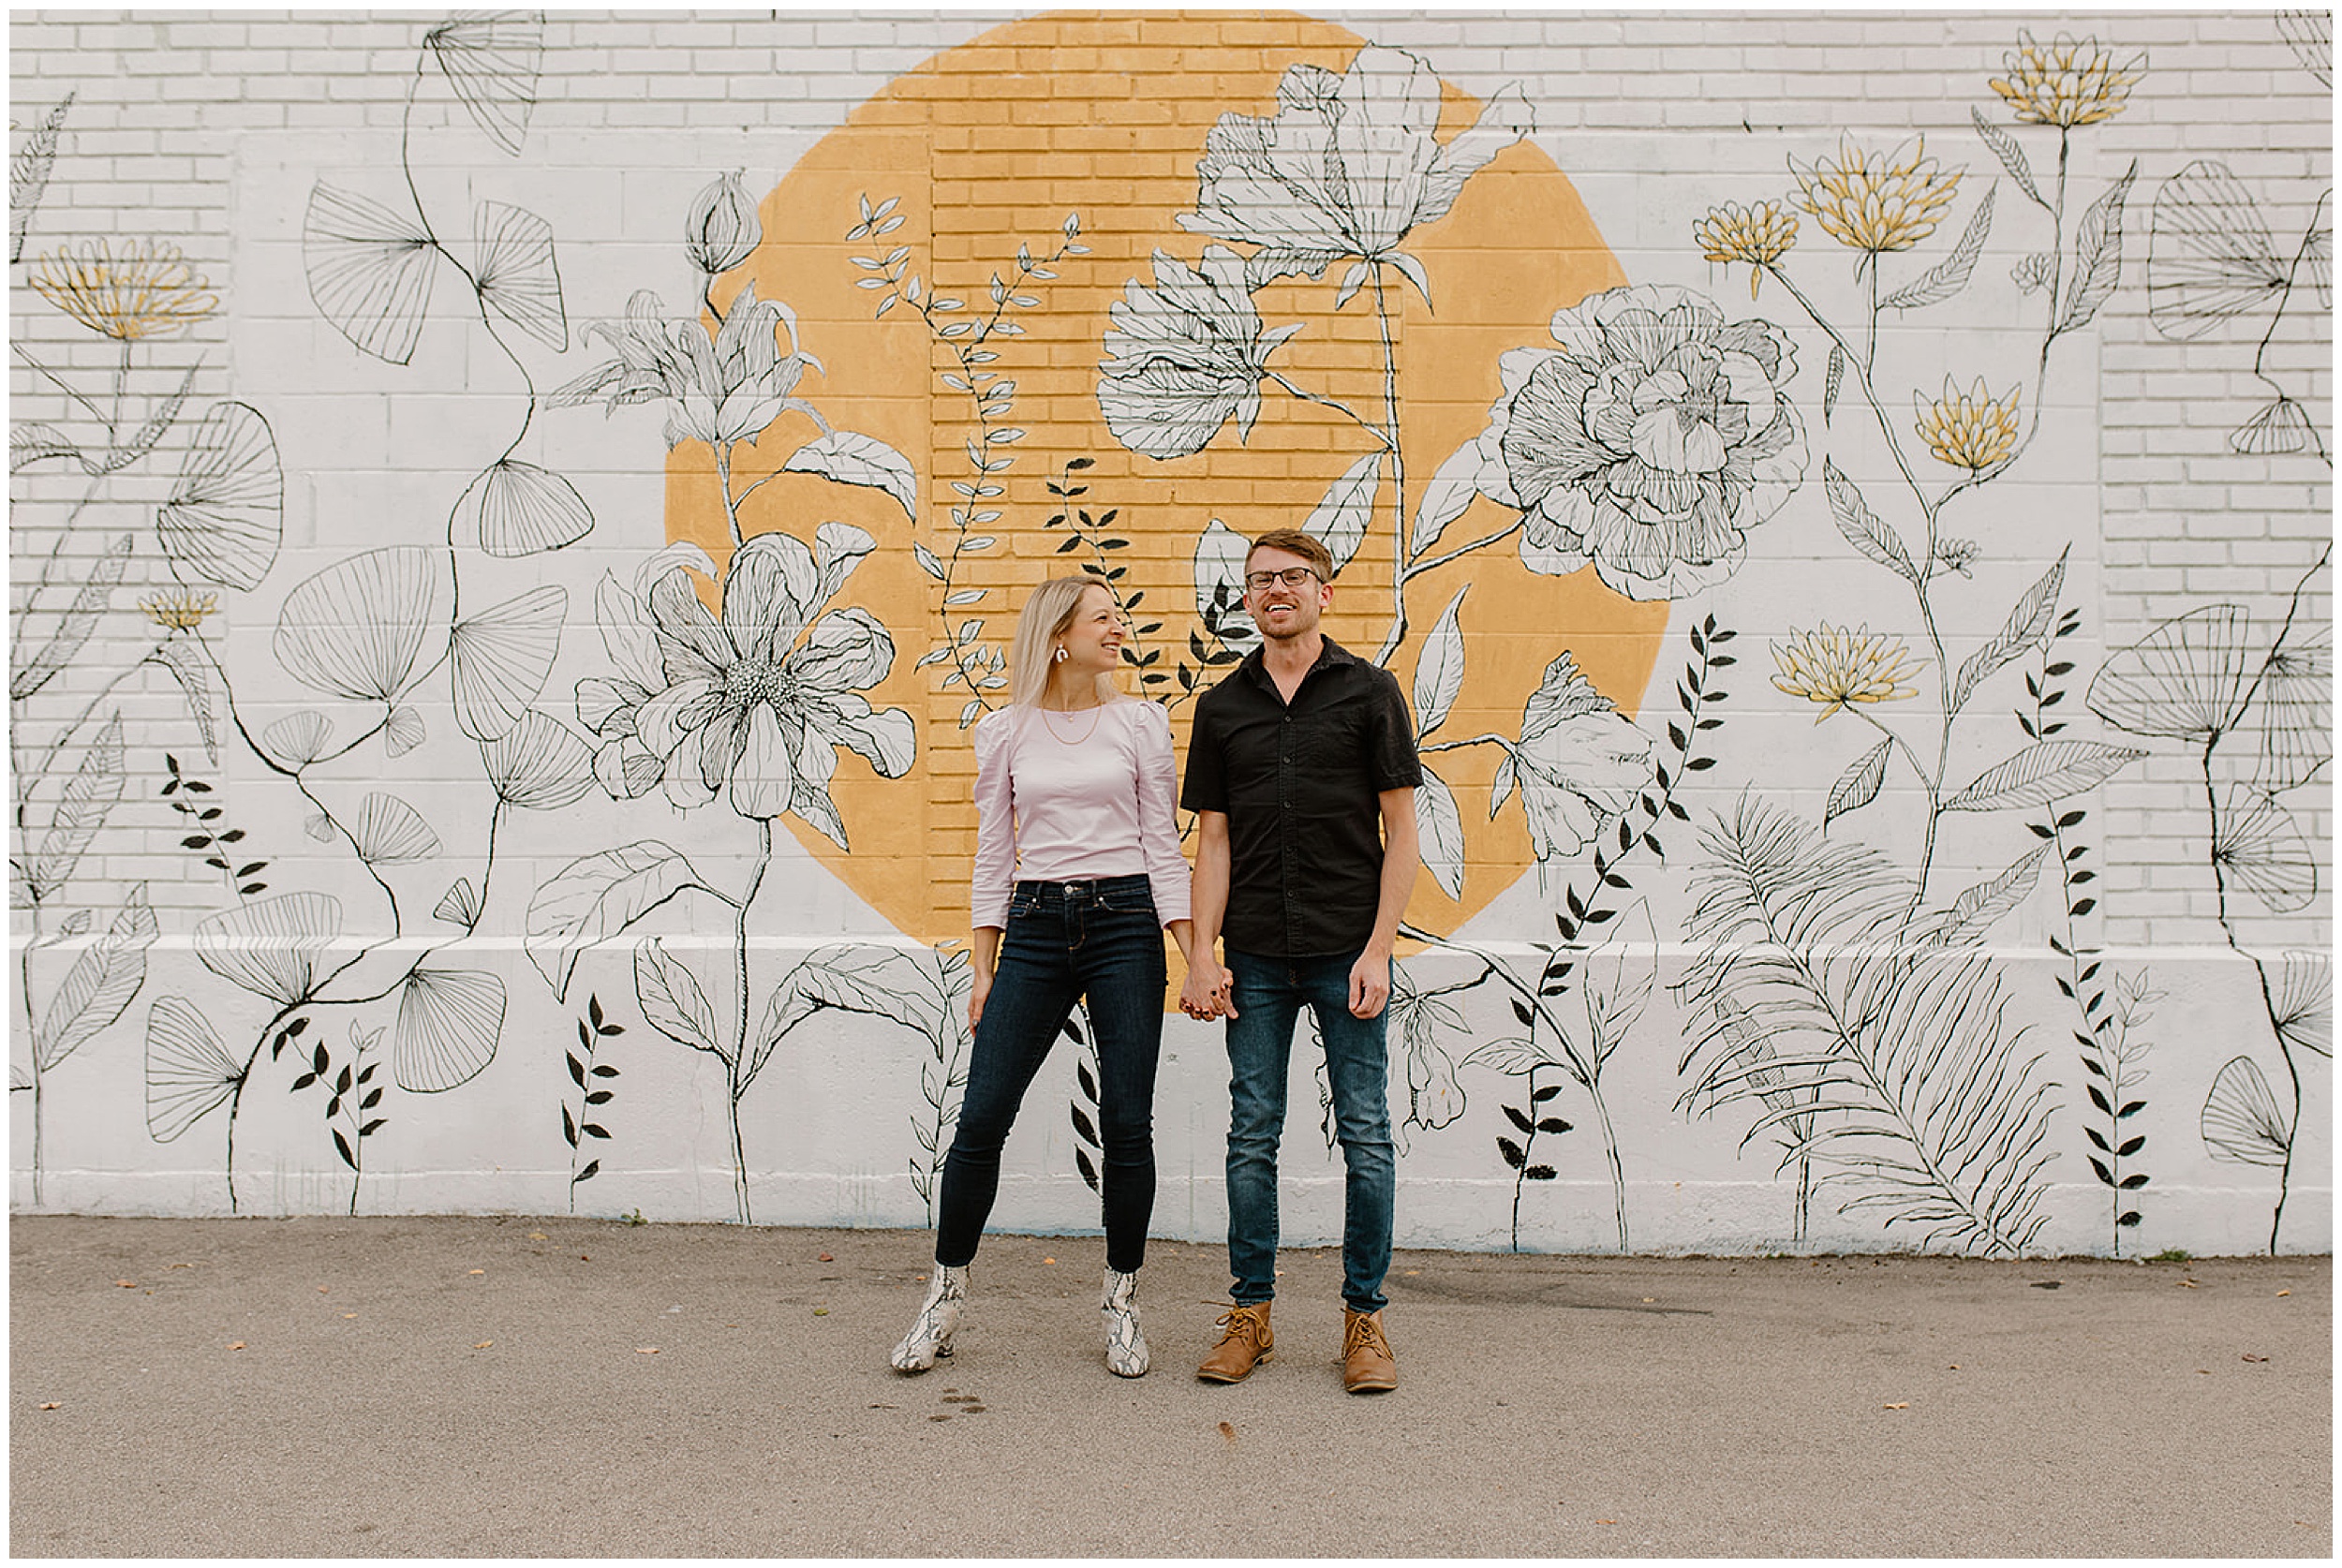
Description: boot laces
1213,1305,1266,1347
1344,1312,1388,1357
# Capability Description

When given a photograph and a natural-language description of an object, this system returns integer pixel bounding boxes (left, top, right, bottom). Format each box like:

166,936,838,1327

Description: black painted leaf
1511,998,1534,1028
585,1089,613,1105
1498,1136,1526,1170
357,1063,376,1084
288,1017,310,1037
359,1118,385,1136
598,1020,623,1038
333,1129,356,1169
2026,821,2056,839
582,1123,610,1139
2083,1056,2109,1078
2116,1209,2142,1226
2086,1084,2112,1114
588,994,604,1030
273,1032,289,1060
1504,1104,1535,1134
2056,809,2085,829
592,1063,619,1077
335,1065,353,1095
2070,898,2097,917
362,1087,382,1109
1077,1061,1098,1102
563,1103,577,1146
573,1160,600,1183
2118,1173,2148,1190
2116,1135,2144,1157
291,1072,317,1091
1071,1106,1100,1146
1523,1165,1556,1181
1684,756,1716,771
2085,1125,2111,1151
2116,1099,2145,1118
183,836,214,851
1535,1117,1572,1134
1584,907,1617,923
1075,1146,1100,1192
2087,1154,2113,1185
1060,1017,1084,1043
568,1052,586,1087
1531,1084,1562,1102
325,1095,341,1118
240,882,267,895
312,1043,329,1075
577,1020,593,1054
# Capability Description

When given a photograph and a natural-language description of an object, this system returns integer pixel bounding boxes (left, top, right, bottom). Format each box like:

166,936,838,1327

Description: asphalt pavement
8,1215,2331,1557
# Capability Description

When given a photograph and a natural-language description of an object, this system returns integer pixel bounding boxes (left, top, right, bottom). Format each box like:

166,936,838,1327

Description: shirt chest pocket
1293,703,1366,774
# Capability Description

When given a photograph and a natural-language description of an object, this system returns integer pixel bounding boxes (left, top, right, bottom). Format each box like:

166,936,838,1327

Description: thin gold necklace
1037,692,1104,745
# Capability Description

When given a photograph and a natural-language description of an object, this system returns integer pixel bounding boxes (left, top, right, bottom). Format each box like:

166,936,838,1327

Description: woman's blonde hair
1007,575,1122,710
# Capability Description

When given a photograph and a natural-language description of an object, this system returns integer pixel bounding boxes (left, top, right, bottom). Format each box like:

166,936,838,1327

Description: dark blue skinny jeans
935,875,1166,1274
1223,946,1396,1314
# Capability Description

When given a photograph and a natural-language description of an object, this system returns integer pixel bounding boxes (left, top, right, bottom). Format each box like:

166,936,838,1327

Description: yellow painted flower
1789,136,1964,259
1991,32,2144,127
1694,200,1799,297
140,587,219,631
1771,625,1922,721
28,239,217,341
1915,377,2022,471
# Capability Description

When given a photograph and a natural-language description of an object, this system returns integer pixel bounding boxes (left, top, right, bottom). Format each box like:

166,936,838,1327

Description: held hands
1347,950,1391,1020
1179,954,1237,1021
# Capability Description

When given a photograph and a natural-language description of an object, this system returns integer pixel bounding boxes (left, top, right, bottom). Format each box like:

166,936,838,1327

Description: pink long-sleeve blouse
969,700,1192,930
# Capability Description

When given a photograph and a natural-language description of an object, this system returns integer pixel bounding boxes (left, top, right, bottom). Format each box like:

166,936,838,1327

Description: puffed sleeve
1134,702,1192,925
970,708,1016,929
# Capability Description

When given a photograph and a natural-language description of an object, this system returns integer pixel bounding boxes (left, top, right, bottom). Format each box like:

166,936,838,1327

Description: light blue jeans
1223,947,1395,1314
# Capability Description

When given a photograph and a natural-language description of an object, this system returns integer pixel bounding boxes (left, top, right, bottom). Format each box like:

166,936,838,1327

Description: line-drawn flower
685,170,763,276
1467,283,1805,600
2211,786,2317,912
1389,958,1471,1135
1790,136,1964,263
1990,31,2144,127
140,588,217,632
28,238,217,340
1914,377,2022,472
1096,245,1304,460
1176,44,1531,288
1501,652,1655,863
1694,200,1799,297
552,283,820,450
578,525,915,836
2201,1055,2290,1165
1771,624,1923,721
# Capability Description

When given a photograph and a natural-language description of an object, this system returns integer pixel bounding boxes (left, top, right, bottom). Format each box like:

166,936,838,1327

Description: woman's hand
968,966,993,1030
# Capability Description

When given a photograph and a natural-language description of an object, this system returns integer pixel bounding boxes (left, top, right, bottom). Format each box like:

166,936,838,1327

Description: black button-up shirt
1181,638,1421,958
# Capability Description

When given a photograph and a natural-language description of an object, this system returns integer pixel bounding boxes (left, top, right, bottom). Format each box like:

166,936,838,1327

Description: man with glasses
1178,528,1420,1393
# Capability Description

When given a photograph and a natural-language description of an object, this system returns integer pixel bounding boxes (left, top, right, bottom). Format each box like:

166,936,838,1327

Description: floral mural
7,12,2327,1258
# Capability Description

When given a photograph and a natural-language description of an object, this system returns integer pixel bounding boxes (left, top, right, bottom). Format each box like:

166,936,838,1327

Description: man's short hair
1246,527,1336,581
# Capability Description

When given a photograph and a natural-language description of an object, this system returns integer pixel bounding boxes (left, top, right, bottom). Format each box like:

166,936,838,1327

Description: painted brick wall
9,10,2330,1257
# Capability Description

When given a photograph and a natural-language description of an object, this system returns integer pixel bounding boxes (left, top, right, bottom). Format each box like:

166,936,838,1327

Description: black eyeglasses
1243,567,1322,591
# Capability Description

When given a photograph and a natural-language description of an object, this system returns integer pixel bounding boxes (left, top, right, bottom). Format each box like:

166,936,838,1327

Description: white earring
1054,646,1069,663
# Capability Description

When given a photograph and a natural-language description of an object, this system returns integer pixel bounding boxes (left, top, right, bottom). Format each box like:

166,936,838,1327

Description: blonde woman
891,576,1195,1378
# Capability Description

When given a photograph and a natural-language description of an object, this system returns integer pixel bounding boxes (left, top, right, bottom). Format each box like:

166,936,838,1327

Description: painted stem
728,817,775,1223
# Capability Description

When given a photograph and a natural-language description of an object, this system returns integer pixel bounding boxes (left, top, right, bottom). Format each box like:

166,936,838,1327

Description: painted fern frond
1678,799,2056,1255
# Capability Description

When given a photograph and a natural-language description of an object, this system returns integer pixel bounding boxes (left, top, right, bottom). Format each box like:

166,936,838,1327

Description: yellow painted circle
665,12,1665,943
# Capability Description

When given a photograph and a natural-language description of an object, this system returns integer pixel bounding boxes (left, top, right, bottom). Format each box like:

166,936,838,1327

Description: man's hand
967,968,992,1030
1347,950,1391,1019
1181,954,1237,1020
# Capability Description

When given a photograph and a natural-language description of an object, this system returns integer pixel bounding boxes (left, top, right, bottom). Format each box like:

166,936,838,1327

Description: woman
891,576,1195,1378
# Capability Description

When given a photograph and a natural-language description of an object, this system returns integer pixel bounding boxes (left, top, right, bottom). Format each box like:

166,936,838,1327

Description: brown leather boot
1196,1301,1273,1383
1341,1308,1397,1393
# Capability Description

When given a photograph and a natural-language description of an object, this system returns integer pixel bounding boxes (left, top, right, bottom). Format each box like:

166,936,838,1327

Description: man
1178,527,1420,1394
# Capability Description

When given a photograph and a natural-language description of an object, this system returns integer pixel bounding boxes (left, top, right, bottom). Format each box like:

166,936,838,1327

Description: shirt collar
1241,636,1356,691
